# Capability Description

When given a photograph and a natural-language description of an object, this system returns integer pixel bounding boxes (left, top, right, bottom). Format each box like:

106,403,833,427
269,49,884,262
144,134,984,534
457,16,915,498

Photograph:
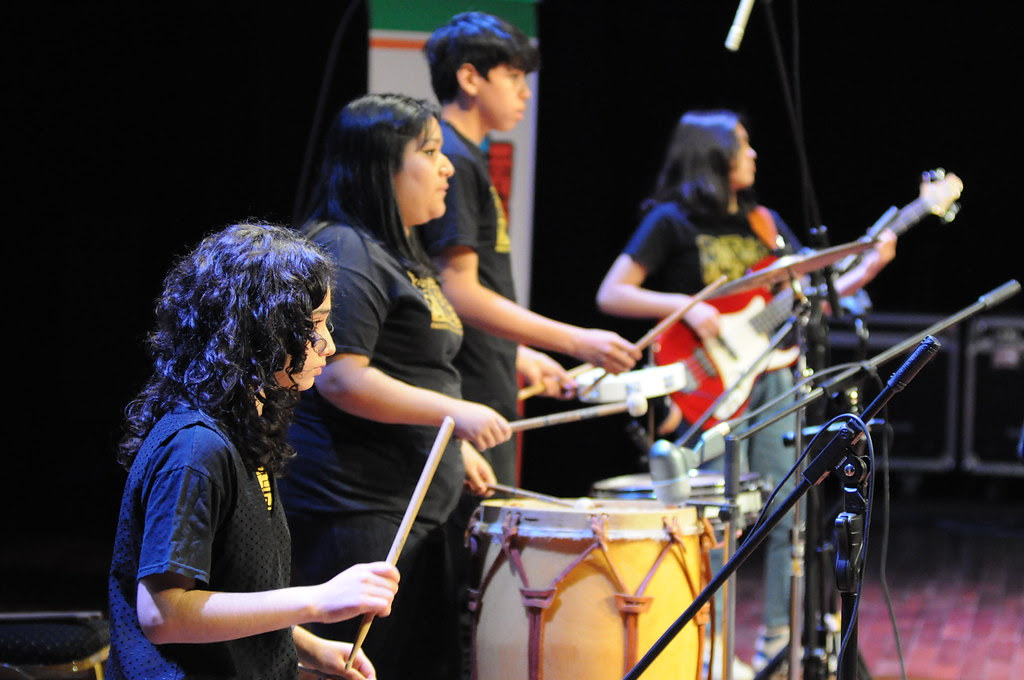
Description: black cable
291,0,365,227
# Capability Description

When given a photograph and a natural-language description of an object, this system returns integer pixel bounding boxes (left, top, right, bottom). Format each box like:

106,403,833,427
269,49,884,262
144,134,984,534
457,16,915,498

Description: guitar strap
747,205,782,252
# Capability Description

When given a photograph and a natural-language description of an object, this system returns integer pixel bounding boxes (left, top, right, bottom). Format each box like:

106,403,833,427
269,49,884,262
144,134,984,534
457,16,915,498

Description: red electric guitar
655,169,963,431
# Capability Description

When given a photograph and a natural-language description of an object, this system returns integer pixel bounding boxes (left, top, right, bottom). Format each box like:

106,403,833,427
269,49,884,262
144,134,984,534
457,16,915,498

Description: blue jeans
702,369,797,632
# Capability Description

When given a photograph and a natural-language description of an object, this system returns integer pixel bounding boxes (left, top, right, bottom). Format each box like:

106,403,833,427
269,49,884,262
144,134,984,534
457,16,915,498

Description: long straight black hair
304,93,440,277
645,109,756,217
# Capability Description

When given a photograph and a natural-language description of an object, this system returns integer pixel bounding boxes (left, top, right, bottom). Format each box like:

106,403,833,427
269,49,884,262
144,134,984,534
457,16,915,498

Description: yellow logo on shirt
256,467,272,511
696,233,770,285
409,272,463,335
491,185,511,254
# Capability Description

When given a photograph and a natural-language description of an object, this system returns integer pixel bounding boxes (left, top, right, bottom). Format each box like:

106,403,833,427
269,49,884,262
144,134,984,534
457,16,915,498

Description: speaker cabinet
962,315,1024,476
827,313,960,472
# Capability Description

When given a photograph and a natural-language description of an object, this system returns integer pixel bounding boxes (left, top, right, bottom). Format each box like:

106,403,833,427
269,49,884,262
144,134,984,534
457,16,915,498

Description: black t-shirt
624,201,799,294
280,223,465,524
419,121,519,418
108,409,296,680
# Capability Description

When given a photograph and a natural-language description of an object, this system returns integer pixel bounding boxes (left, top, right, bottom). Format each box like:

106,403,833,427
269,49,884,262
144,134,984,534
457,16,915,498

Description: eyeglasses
312,320,334,353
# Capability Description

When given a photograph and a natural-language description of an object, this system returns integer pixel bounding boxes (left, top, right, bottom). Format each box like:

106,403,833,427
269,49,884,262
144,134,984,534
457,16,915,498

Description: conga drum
467,498,712,680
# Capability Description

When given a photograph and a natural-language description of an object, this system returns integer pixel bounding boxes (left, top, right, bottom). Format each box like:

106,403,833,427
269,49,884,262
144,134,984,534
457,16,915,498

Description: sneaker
751,625,790,672
704,638,755,680
703,656,755,680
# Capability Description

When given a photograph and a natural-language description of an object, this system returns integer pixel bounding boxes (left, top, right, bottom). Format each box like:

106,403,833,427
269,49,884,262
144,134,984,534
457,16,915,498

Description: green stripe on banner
369,0,537,37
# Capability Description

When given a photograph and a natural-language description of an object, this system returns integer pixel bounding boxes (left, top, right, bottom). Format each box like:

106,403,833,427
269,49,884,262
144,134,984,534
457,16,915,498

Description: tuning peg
941,202,960,223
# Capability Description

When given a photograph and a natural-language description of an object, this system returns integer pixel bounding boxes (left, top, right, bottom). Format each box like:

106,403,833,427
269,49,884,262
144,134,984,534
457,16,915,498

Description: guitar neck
870,196,933,240
835,195,935,276
753,288,797,334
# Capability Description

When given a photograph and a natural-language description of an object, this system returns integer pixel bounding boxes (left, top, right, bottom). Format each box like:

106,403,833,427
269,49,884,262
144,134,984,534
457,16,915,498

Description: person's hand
683,301,722,341
296,632,378,680
451,401,512,451
655,399,684,436
869,227,897,270
571,329,642,375
312,562,399,623
461,441,497,496
517,346,575,398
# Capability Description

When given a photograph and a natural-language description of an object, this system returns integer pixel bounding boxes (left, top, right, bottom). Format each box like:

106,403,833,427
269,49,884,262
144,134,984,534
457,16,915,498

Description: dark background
4,1,1020,613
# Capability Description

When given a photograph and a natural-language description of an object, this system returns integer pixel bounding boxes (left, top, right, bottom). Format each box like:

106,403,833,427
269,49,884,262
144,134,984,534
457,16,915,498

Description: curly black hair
118,222,333,473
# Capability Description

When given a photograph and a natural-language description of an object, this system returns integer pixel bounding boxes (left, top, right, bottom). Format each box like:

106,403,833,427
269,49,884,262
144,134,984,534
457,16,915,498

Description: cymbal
709,240,877,298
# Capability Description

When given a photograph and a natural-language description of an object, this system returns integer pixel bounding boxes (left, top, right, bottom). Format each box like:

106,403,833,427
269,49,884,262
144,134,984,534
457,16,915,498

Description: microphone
696,421,731,464
649,439,700,506
887,335,940,392
725,0,757,51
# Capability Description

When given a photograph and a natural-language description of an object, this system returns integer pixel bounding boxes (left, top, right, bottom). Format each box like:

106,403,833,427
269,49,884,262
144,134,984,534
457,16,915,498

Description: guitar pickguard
655,290,799,430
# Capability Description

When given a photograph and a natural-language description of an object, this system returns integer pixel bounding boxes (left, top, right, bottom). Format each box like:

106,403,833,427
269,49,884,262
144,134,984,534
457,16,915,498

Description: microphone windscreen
649,439,694,506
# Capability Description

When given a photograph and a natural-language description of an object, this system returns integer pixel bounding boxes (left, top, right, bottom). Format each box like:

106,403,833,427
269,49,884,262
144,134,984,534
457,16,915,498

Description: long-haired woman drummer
279,93,511,680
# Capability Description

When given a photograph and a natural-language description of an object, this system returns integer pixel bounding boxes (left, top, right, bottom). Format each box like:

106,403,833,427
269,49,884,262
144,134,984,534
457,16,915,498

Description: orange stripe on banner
370,36,427,50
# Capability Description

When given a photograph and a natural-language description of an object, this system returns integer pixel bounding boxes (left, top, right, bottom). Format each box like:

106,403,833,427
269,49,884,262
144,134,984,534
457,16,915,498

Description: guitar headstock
920,168,963,223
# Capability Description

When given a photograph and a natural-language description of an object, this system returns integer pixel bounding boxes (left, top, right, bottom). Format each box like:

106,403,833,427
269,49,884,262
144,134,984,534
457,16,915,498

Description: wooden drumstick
344,416,455,671
579,275,728,399
509,393,648,433
486,482,579,507
517,362,595,401
634,274,728,350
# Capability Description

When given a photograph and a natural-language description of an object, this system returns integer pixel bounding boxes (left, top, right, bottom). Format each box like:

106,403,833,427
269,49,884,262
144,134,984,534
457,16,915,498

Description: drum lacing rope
467,510,600,680
658,514,717,680
694,516,721,680
465,508,516,680
589,513,669,676
467,509,716,680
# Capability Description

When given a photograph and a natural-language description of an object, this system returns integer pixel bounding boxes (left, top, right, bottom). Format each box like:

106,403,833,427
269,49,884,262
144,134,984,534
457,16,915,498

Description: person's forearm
442,278,582,354
317,359,461,427
834,251,886,298
596,280,690,320
138,583,321,645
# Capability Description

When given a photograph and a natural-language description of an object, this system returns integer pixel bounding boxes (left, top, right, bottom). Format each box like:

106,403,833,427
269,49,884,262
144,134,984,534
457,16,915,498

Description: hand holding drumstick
576,275,728,400
344,417,456,672
519,276,727,402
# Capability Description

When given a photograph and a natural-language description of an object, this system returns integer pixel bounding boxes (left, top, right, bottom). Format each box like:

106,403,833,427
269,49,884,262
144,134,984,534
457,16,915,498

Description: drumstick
509,394,648,433
635,274,728,350
344,416,455,671
579,275,728,398
486,482,579,507
517,362,594,401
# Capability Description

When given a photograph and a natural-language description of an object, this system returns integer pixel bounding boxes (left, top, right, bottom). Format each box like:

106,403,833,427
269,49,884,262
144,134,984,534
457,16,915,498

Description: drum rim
473,498,703,538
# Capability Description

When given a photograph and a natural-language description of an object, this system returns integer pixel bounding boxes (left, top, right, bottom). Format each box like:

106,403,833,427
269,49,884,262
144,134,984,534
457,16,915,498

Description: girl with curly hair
108,223,399,680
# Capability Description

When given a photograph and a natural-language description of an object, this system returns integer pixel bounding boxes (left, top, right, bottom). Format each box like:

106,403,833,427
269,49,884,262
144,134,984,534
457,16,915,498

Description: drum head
590,470,762,499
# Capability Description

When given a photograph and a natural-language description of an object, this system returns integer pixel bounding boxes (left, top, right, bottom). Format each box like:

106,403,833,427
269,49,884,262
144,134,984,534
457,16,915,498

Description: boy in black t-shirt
419,11,642,486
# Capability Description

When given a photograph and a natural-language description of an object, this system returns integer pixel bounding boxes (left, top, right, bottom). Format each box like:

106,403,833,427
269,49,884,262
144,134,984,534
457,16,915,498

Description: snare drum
467,498,710,680
590,471,766,530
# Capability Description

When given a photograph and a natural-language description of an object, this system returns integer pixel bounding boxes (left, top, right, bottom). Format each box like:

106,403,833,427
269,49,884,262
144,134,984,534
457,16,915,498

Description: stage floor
731,481,1024,680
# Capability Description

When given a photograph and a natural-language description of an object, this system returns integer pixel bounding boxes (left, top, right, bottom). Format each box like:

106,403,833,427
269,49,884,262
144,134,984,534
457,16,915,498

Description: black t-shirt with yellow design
624,201,799,295
280,223,465,524
419,121,519,423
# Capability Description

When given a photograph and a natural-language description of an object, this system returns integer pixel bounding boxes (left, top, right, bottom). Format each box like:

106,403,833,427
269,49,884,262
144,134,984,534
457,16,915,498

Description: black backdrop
5,1,1020,610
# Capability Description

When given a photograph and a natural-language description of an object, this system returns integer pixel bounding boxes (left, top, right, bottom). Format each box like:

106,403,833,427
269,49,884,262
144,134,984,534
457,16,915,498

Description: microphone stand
675,314,806,451
672,292,809,680
623,337,938,680
621,280,1020,680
